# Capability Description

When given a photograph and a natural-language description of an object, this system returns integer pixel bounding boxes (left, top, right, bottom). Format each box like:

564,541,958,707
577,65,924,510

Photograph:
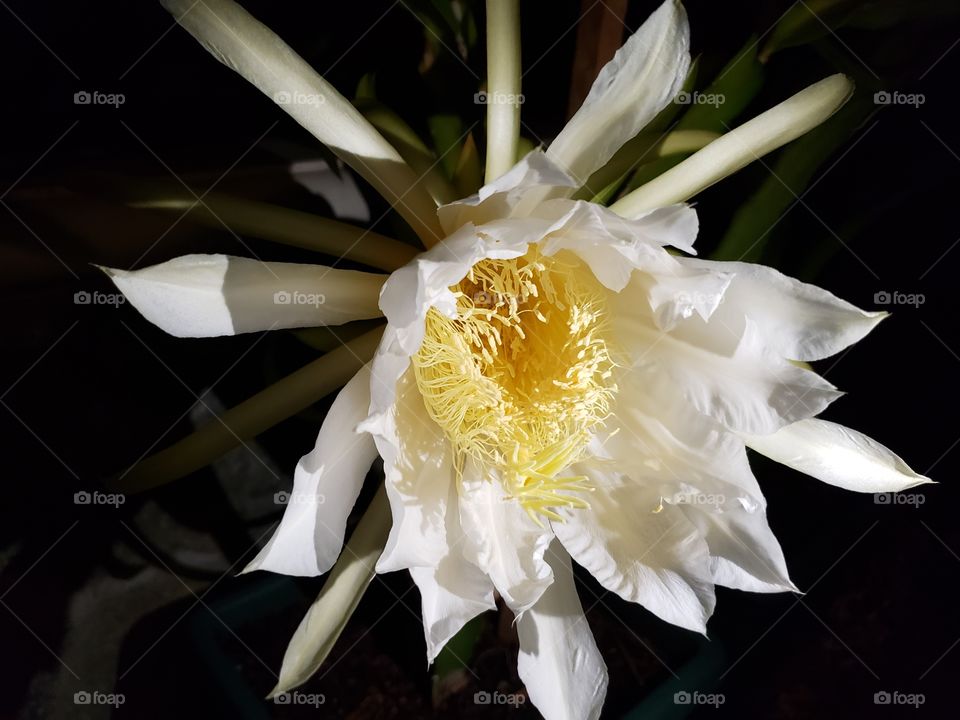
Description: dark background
1,0,958,718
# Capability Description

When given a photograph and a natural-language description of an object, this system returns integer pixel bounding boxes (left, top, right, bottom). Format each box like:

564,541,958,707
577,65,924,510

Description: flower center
412,248,617,523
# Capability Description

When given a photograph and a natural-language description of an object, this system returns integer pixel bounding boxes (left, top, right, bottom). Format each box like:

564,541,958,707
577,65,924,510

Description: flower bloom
107,1,929,717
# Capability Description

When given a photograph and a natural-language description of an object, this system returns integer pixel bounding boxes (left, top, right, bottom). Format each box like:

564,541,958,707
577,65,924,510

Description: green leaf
760,0,861,62
675,36,764,134
453,131,483,197
429,113,466,179
710,90,875,262
355,72,377,102
433,613,486,677
846,0,960,30
357,99,458,205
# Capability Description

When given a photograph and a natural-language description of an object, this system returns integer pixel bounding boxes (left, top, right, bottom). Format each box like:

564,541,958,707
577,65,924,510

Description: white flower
106,1,930,718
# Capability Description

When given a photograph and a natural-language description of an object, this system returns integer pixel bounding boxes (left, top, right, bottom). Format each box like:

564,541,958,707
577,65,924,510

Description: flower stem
130,193,416,271
610,74,853,218
269,484,390,697
484,0,522,182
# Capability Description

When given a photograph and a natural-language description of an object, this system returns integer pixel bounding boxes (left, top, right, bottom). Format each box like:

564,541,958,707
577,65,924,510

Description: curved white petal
244,365,377,576
534,200,700,292
161,0,441,244
103,254,384,338
365,369,496,658
620,258,732,331
370,368,452,573
742,418,932,492
693,509,797,593
410,554,496,664
459,466,555,615
517,543,607,720
438,150,577,233
682,258,886,361
612,275,842,434
547,0,690,185
403,457,497,663
410,565,494,665
553,475,714,633
607,376,795,593
375,221,534,357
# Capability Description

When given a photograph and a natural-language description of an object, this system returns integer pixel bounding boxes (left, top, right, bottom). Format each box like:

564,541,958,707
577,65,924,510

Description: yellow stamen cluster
412,249,617,522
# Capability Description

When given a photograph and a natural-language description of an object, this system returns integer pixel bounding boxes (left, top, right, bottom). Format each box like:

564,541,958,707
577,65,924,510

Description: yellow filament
412,249,617,521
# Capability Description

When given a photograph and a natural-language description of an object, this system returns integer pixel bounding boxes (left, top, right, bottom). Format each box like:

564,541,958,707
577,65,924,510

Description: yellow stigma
412,248,617,523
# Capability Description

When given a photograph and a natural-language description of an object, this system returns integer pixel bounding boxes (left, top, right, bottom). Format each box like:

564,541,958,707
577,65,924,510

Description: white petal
365,364,497,658
244,365,377,576
533,200,700,292
547,0,690,184
625,259,732,330
376,214,548,357
607,376,795,593
742,419,932,492
438,150,577,233
681,258,886,361
410,498,497,664
517,543,607,720
103,254,384,338
371,369,452,573
554,476,714,633
612,276,842,434
161,0,441,244
410,557,496,664
694,510,797,593
459,467,554,615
